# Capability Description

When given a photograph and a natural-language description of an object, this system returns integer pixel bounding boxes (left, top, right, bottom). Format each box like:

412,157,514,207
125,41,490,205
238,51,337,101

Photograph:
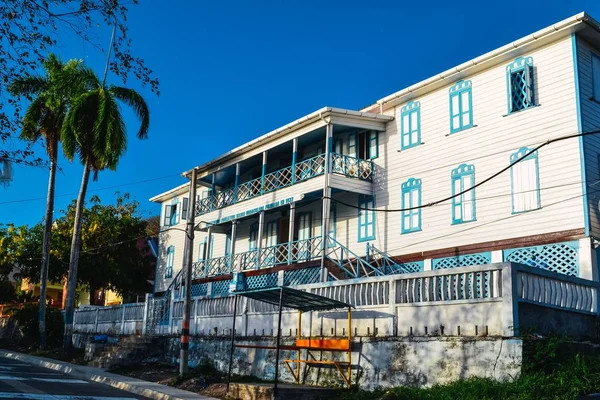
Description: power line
326,128,600,213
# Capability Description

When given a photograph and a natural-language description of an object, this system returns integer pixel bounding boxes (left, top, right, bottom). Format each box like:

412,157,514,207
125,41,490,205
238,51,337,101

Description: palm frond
108,86,150,139
20,96,49,142
8,75,49,97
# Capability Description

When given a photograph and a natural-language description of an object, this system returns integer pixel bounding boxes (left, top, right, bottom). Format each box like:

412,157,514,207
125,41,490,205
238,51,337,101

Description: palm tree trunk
63,160,91,352
39,143,58,350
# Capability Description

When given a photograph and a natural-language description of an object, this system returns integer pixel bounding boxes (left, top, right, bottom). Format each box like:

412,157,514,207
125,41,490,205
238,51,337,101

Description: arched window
510,147,540,213
164,246,175,279
451,164,476,224
401,178,422,233
507,57,535,113
449,81,473,133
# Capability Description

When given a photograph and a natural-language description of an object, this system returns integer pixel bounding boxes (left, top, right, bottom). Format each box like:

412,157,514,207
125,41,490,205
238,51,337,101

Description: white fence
73,263,599,338
74,303,145,335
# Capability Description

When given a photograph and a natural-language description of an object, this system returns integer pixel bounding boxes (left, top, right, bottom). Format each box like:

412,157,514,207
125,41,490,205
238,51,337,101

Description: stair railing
325,236,384,278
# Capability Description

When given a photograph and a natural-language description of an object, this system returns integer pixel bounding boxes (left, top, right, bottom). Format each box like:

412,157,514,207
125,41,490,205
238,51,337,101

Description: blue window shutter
165,246,175,278
369,131,379,159
449,81,473,133
451,164,476,224
181,197,189,220
358,195,375,242
401,178,422,233
163,205,173,226
400,102,421,150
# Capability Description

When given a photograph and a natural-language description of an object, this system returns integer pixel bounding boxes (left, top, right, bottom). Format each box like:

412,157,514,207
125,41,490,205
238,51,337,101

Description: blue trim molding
506,56,535,114
401,178,422,233
451,163,476,224
358,195,376,242
449,80,474,134
400,101,421,150
571,33,590,236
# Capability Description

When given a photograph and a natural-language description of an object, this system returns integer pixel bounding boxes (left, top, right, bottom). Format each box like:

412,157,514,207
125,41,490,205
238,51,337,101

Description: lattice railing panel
235,177,262,203
432,252,491,270
212,280,232,296
331,153,373,181
503,242,578,276
283,267,321,286
263,166,293,193
206,256,232,276
295,154,326,183
246,273,278,290
232,250,258,271
260,243,289,267
191,283,208,297
290,237,322,263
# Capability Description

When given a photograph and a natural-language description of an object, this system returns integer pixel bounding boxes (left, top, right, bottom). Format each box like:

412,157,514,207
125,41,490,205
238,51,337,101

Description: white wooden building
150,12,600,298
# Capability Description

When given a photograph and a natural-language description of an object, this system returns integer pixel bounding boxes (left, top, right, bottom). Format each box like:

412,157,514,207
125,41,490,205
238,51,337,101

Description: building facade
151,13,600,297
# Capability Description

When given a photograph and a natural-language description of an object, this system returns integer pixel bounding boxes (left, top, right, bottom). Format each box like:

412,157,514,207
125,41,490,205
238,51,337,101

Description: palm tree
8,54,83,349
60,66,150,350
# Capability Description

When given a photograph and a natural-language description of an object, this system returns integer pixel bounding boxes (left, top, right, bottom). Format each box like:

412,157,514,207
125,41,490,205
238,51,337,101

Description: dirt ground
111,363,228,399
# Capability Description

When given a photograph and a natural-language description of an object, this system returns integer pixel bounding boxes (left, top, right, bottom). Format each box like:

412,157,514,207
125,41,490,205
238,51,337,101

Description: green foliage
336,339,600,400
0,194,155,304
10,304,64,348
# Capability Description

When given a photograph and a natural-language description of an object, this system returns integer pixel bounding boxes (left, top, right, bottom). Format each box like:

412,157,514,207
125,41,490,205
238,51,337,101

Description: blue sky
1,0,599,226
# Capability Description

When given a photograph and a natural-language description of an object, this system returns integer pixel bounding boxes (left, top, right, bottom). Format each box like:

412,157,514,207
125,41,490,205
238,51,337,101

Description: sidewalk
0,349,218,400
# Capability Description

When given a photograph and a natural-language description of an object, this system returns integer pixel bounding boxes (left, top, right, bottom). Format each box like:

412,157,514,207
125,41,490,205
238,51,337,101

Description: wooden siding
577,37,600,238
370,36,583,256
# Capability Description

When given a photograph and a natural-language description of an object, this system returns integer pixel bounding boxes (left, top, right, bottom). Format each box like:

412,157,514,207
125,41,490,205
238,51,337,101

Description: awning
234,286,353,312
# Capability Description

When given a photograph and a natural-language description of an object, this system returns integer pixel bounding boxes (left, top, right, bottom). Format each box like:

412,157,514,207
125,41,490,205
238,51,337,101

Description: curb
0,349,217,400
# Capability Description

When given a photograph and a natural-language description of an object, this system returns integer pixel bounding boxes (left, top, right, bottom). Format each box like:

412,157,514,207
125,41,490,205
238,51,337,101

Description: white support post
192,299,197,335
423,259,432,271
277,270,285,286
578,237,597,281
491,250,504,263
320,123,333,281
120,305,126,335
288,202,296,265
501,264,519,337
388,277,397,336
257,211,265,269
230,221,237,272
142,293,151,335
261,151,268,194
169,288,176,335
291,138,298,185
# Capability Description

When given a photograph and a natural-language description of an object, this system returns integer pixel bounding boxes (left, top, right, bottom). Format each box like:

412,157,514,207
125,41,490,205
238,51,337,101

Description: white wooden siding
576,37,600,238
370,37,583,256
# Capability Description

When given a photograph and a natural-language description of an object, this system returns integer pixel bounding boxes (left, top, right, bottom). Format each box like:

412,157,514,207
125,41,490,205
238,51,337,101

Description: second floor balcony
195,152,374,216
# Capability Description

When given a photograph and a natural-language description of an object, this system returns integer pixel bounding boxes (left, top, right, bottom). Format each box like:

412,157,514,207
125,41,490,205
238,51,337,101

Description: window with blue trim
358,195,375,241
507,57,535,113
165,245,175,278
249,222,258,250
348,133,357,158
449,81,473,133
451,164,476,224
181,197,189,220
163,200,179,226
401,178,421,233
592,53,600,102
510,147,540,213
400,101,420,150
198,237,213,260
368,131,379,159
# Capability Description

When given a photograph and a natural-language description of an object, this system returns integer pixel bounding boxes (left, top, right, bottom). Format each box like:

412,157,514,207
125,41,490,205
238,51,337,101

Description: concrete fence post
388,276,397,336
120,305,126,335
242,297,249,336
94,307,99,333
501,263,519,337
142,293,151,335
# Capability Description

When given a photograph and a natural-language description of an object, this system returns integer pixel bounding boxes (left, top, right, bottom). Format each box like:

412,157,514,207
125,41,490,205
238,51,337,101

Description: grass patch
336,338,600,400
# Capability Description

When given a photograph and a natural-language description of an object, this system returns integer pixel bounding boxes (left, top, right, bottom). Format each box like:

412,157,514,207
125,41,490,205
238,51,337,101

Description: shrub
10,303,64,348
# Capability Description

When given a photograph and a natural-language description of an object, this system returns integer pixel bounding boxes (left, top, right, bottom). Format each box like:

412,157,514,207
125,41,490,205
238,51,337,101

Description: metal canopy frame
226,287,354,398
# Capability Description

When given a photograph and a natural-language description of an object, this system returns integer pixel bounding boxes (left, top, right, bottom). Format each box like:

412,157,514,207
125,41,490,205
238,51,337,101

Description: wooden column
320,123,333,281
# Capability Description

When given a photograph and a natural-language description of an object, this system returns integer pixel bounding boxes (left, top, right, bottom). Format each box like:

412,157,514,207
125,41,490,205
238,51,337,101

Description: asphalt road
0,355,146,399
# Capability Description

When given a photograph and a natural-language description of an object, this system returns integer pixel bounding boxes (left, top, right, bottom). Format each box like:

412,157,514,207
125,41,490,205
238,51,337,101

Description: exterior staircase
87,335,161,370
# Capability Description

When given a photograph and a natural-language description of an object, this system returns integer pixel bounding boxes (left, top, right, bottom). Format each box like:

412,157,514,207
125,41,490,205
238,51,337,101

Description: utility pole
180,168,198,375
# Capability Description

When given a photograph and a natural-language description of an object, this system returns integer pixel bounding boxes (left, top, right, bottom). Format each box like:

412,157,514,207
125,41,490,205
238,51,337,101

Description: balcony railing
195,153,373,216
192,237,323,279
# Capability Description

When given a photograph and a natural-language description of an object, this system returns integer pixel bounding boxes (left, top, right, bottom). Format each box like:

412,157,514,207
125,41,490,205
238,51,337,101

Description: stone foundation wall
162,336,522,390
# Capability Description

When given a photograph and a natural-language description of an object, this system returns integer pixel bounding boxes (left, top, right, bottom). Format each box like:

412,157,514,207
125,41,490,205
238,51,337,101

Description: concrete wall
162,336,522,390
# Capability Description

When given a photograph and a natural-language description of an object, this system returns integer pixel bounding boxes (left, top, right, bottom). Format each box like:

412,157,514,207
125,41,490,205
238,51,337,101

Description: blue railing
191,237,322,279
195,153,373,216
